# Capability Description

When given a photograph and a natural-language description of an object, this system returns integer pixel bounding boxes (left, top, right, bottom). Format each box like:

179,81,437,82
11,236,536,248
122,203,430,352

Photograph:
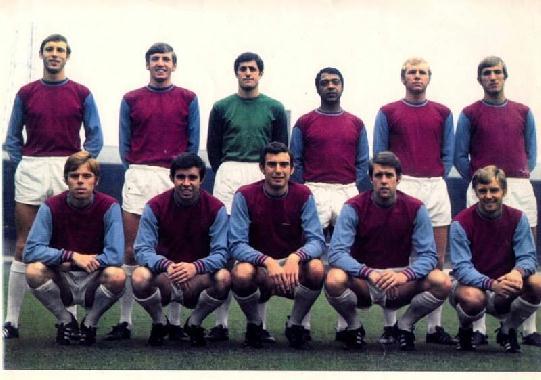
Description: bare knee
301,259,325,289
427,269,452,299
324,268,348,297
231,263,257,293
25,262,52,288
523,274,541,304
457,285,486,314
101,267,126,294
211,269,231,299
131,266,153,296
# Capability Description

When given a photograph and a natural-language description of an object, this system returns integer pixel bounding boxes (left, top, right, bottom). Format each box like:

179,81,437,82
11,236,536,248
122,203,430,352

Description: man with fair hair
108,42,200,341
23,151,124,345
373,57,455,345
325,151,451,351
4,33,103,338
450,165,540,353
454,56,540,347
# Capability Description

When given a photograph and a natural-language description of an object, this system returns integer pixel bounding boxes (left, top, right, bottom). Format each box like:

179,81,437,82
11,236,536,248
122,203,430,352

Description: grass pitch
3,263,541,371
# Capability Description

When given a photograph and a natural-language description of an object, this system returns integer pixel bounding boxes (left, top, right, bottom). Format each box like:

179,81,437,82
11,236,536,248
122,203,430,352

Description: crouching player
132,153,230,347
325,151,452,350
24,151,125,345
229,142,325,349
450,165,541,353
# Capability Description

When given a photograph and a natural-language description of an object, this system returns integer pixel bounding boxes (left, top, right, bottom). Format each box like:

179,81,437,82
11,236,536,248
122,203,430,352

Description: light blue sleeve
356,126,369,190
327,204,365,277
297,195,325,259
118,99,131,169
449,221,493,289
82,93,103,158
194,206,230,272
134,204,168,272
290,124,304,183
407,205,438,278
513,214,538,275
187,96,200,154
454,112,472,180
5,95,24,165
373,110,389,155
441,113,455,177
228,192,266,264
525,110,536,172
23,204,63,265
96,203,124,267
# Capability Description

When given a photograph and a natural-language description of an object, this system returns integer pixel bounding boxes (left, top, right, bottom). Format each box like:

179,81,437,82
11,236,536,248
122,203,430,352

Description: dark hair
170,152,206,180
477,56,508,80
234,52,264,73
369,151,402,177
64,151,99,181
40,34,71,56
145,42,177,65
472,165,507,193
259,142,293,167
315,67,344,89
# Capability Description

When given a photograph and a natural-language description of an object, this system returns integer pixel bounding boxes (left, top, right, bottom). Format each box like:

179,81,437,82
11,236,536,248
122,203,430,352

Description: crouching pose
24,151,124,345
450,165,541,353
132,153,230,347
325,151,451,350
229,142,326,349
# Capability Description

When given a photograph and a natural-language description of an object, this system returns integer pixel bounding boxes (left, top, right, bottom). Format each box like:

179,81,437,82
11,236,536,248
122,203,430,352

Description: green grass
3,263,541,371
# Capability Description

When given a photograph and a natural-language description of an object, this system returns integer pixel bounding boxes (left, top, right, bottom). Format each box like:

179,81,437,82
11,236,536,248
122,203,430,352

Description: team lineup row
3,33,540,352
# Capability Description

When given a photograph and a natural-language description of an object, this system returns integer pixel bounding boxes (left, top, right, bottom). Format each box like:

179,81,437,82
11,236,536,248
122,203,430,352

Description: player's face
40,41,69,75
371,164,399,205
402,63,430,95
260,152,293,195
236,60,262,91
478,63,506,97
66,163,97,201
317,72,343,104
474,177,506,217
147,52,176,86
172,166,202,205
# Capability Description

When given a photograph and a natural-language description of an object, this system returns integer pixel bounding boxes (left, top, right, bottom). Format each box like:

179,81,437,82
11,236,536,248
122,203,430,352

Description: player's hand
492,279,520,297
71,252,100,273
497,270,523,290
166,263,184,286
367,270,382,285
374,270,407,291
283,253,301,291
175,262,197,284
264,257,287,295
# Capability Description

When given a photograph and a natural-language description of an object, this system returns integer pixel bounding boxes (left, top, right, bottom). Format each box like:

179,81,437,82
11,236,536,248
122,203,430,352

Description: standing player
206,52,288,342
229,142,325,348
373,57,455,345
325,151,452,350
107,42,200,341
4,34,103,338
454,56,540,347
450,165,540,353
131,153,230,347
23,152,124,345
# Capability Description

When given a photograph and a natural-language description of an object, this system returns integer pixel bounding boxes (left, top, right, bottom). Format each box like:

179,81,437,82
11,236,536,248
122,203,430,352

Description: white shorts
213,161,263,214
60,270,101,306
122,165,172,215
397,175,451,227
305,182,358,229
14,156,69,205
466,178,537,227
449,279,503,319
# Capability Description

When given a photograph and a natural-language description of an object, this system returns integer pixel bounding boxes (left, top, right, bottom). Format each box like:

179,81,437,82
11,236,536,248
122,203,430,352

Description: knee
131,266,152,295
231,263,256,290
457,286,486,312
101,267,126,294
524,274,541,302
302,259,325,289
25,262,50,288
324,268,348,296
213,269,231,295
428,269,452,298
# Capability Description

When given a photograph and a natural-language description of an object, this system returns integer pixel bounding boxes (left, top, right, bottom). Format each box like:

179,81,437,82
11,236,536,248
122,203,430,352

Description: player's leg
450,283,487,351
80,267,126,345
26,262,78,344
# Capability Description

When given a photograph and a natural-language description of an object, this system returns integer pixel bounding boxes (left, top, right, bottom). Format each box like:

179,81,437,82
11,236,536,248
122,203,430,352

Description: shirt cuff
358,266,374,280
255,254,269,267
400,267,416,281
294,249,309,261
155,258,174,273
61,249,74,263
193,260,205,274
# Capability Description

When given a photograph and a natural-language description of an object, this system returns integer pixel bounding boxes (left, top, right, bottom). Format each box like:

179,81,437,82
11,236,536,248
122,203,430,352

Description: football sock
31,279,72,324
189,290,223,326
288,285,321,326
426,304,443,333
325,288,360,330
118,264,137,327
301,310,311,330
135,288,167,325
335,314,348,331
456,303,485,328
502,297,540,334
472,314,487,334
213,291,231,328
5,260,28,327
383,308,397,327
522,311,538,335
167,302,182,326
84,284,120,327
398,291,444,331
66,305,77,319
258,301,268,329
233,290,261,325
